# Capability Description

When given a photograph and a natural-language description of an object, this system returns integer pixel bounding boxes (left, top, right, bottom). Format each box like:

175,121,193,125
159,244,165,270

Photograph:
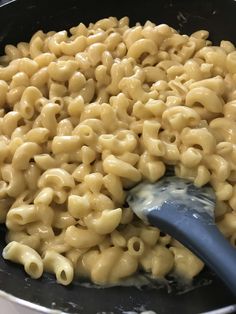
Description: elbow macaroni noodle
0,17,236,285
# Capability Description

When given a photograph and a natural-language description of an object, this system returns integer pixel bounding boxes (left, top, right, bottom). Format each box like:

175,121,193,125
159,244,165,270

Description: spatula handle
147,204,236,296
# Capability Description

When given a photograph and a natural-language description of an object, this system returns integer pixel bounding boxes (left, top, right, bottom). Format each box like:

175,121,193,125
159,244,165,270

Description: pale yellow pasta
19,86,42,119
47,30,67,56
103,174,125,203
40,103,60,136
34,187,54,205
0,59,19,81
67,95,85,117
53,211,76,229
84,173,103,193
3,241,43,279
18,58,39,77
5,44,22,61
186,86,223,113
140,245,174,278
51,136,80,154
34,154,58,170
210,117,236,143
142,120,165,156
0,17,235,286
12,142,42,170
181,127,216,155
25,128,50,144
65,225,105,249
26,222,54,240
43,250,74,285
90,192,115,211
0,80,8,108
2,111,22,137
77,78,95,103
138,151,165,182
10,190,35,208
34,53,56,68
6,230,40,250
0,199,12,223
140,226,160,247
194,165,211,187
170,246,204,280
1,164,26,197
48,60,77,82
84,208,122,235
30,67,49,88
68,194,91,218
68,71,86,93
24,163,41,190
127,236,145,256
48,82,67,101
78,246,138,284
29,36,44,59
72,163,91,182
103,155,141,182
10,72,29,88
120,207,133,224
6,85,25,106
77,146,95,165
111,230,126,248
38,168,75,190
60,36,87,56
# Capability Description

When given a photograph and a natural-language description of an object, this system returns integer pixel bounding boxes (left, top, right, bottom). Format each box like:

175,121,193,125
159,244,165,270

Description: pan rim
0,0,16,8
0,289,65,314
0,287,235,314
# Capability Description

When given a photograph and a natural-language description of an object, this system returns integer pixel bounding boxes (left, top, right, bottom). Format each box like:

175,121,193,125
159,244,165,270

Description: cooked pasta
0,17,236,285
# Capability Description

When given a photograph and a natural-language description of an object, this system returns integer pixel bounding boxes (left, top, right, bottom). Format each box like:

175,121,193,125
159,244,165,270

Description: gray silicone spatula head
127,172,216,225
126,171,236,296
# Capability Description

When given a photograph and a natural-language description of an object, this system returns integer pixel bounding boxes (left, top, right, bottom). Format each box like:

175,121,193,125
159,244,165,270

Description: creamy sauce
77,274,153,289
75,272,212,296
127,175,215,223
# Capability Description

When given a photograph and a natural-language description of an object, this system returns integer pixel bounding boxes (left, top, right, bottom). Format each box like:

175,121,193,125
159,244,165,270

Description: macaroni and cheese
0,17,236,285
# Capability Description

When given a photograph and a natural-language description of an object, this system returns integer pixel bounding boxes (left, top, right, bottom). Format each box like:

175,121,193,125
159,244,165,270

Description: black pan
0,0,235,313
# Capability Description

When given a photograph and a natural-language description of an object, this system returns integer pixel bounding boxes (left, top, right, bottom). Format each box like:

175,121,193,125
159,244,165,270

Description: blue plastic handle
147,202,236,296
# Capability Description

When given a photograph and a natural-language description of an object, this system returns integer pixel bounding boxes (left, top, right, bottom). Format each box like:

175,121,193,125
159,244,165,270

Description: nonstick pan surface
0,0,235,313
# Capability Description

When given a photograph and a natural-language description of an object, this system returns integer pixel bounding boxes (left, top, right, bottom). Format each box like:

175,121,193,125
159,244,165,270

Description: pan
0,0,235,313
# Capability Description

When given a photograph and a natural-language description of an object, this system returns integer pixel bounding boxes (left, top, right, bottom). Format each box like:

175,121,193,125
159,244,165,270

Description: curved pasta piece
162,106,201,131
185,87,223,113
38,168,75,190
170,246,204,280
140,245,174,278
12,142,42,170
51,136,81,154
127,39,157,59
3,241,43,279
0,59,19,81
189,76,225,95
60,36,87,56
65,225,105,249
209,118,236,144
99,131,137,155
103,155,141,182
84,208,122,235
203,154,230,182
181,127,216,155
0,80,8,108
43,250,74,285
223,100,236,121
1,164,26,197
85,246,138,284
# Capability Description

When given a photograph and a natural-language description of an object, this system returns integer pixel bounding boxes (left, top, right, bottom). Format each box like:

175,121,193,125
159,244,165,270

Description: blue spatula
127,171,236,295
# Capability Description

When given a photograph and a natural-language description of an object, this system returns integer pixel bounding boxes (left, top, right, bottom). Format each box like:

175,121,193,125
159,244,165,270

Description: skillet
0,0,235,313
